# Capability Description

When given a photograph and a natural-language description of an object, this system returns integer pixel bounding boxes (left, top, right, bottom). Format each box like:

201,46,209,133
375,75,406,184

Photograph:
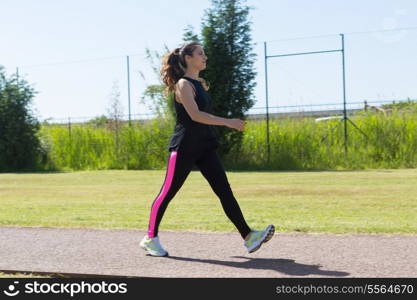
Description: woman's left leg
195,147,251,239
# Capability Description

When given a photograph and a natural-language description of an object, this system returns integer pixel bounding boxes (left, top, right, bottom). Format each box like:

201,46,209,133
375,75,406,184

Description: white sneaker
244,224,275,253
140,235,169,257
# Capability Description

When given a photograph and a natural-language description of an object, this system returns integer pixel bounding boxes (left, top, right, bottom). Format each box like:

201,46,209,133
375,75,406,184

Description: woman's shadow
166,256,349,277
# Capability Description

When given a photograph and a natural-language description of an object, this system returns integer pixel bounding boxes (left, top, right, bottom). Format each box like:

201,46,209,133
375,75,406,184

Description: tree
200,0,257,156
106,80,124,157
183,24,201,43
106,80,124,131
0,65,43,171
87,114,109,128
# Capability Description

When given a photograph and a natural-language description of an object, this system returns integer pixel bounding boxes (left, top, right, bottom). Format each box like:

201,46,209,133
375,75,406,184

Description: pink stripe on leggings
147,151,178,238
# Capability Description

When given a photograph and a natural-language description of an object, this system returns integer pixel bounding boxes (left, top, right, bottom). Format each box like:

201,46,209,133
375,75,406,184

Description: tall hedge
0,65,43,171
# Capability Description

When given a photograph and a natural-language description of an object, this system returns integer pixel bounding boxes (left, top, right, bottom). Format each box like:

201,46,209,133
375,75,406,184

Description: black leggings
146,146,251,239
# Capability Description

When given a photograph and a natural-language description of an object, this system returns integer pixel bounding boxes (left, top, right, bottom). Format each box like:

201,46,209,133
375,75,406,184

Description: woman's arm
175,79,245,131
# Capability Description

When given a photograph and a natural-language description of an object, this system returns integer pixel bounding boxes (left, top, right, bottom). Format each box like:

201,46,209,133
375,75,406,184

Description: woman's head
160,42,209,95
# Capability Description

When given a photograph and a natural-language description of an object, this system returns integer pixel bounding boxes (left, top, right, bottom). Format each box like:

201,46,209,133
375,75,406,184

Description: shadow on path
166,256,350,277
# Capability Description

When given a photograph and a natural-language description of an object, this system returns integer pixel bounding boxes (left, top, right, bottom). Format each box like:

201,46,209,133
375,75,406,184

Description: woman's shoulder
176,76,209,92
176,78,195,89
175,78,196,98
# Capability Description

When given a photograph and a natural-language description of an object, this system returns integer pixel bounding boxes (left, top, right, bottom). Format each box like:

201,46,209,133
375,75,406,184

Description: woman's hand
225,118,245,131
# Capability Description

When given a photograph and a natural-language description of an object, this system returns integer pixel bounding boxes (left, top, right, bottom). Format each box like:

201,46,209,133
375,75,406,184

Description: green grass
1,169,416,234
0,272,51,278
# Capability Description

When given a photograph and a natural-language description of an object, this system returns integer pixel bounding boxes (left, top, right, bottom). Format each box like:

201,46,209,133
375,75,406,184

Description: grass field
0,169,416,234
0,272,50,278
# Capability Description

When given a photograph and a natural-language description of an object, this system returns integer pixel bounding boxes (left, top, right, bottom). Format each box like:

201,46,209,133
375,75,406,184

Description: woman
140,41,275,257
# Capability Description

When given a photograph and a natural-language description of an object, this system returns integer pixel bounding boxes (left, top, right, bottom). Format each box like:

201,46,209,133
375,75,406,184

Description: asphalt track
0,227,416,278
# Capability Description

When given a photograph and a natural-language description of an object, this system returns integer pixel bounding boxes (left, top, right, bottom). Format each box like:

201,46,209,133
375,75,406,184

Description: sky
1,0,416,122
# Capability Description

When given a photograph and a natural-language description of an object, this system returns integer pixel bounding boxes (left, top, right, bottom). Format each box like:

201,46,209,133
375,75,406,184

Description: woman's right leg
195,148,252,240
147,149,195,238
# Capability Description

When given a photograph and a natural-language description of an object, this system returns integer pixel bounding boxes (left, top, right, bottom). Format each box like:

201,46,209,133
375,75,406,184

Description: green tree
183,24,201,43
87,114,109,128
201,0,257,156
0,66,43,171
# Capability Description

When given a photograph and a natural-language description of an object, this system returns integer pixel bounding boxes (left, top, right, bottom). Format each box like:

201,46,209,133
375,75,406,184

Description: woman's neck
183,71,199,80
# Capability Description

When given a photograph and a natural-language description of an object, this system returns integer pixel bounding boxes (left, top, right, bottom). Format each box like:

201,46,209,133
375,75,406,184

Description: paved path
0,227,416,277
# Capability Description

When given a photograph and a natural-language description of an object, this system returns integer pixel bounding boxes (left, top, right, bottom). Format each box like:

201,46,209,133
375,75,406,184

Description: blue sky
1,0,416,121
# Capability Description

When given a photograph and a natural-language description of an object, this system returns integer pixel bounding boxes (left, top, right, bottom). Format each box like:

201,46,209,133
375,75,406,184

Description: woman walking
140,42,275,257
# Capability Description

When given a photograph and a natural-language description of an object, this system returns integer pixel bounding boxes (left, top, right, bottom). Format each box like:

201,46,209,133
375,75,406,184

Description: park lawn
0,272,50,278
0,169,416,234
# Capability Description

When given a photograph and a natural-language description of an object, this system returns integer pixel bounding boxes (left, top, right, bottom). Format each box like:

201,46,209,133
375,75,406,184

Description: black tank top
168,76,220,152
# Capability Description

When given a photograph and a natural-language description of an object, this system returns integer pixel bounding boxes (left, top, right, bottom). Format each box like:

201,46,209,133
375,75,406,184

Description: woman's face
185,45,207,71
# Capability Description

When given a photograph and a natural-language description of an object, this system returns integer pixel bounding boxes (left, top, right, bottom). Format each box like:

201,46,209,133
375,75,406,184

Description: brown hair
160,42,210,97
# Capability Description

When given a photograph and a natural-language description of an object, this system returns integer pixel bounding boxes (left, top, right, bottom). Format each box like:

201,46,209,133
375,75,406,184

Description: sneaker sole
248,225,275,253
140,243,169,257
263,225,275,243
